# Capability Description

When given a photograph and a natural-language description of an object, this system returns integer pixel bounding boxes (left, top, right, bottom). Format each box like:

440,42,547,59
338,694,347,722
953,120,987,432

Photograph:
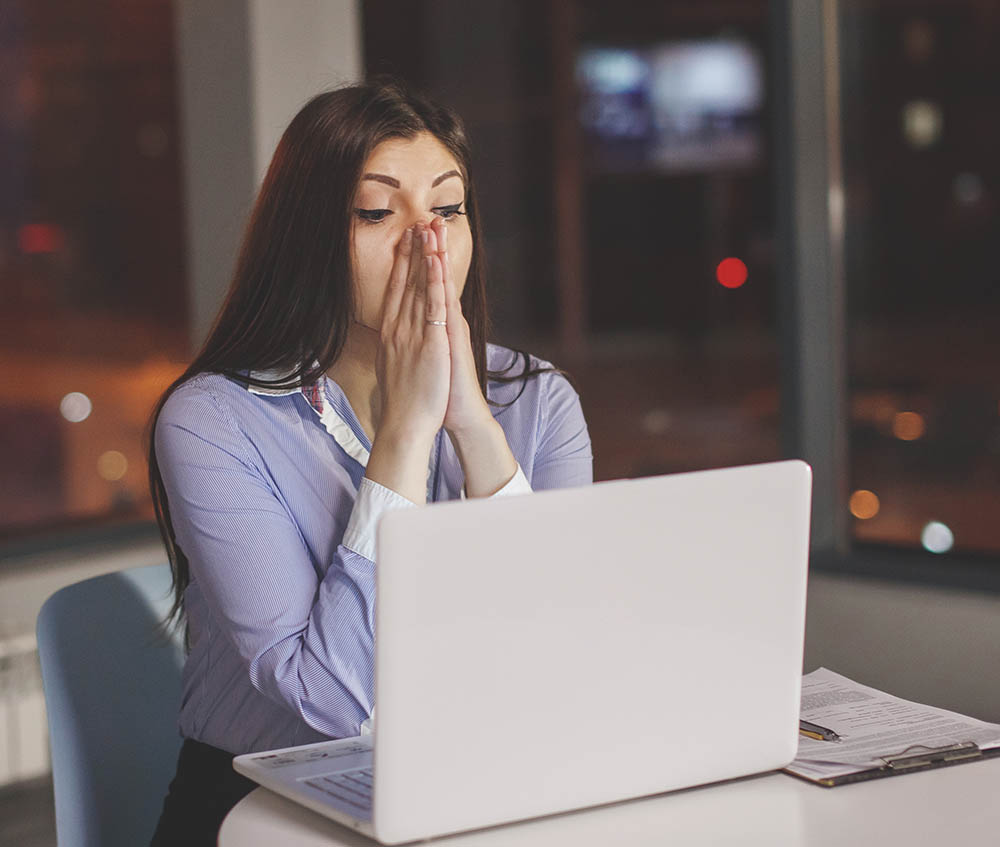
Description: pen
799,719,841,742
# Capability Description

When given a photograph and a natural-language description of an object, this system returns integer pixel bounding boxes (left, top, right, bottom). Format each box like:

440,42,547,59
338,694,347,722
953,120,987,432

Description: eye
432,203,467,221
355,208,392,224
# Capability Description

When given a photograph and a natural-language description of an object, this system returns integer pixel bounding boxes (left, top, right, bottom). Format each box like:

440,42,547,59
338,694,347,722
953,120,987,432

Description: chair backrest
37,563,184,847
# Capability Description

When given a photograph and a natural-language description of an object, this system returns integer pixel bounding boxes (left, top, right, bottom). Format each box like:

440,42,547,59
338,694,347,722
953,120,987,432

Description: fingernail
421,230,428,245
425,255,433,269
403,227,413,243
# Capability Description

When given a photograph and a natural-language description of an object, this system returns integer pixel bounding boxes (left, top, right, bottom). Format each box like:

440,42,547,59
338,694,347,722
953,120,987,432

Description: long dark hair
149,78,565,630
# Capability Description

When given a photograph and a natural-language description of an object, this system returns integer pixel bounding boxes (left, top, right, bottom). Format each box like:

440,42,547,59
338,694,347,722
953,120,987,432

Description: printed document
786,667,1000,782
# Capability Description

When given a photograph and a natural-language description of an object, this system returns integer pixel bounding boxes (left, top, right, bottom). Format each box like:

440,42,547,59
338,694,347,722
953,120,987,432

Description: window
841,1,1000,556
0,1,186,537
9,0,994,574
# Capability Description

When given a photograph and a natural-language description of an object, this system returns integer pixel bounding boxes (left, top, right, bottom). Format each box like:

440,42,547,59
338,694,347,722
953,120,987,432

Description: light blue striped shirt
155,344,593,753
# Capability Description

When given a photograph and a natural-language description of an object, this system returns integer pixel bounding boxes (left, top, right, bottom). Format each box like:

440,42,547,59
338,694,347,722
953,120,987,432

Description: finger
407,229,431,324
441,249,461,313
433,215,448,253
412,253,436,327
424,253,447,329
424,222,439,256
419,225,437,305
404,225,426,289
381,226,413,328
398,225,426,332
418,227,436,302
445,253,469,347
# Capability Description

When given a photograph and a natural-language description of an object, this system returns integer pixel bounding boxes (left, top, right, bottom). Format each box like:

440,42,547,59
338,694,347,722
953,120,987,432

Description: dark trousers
150,738,257,847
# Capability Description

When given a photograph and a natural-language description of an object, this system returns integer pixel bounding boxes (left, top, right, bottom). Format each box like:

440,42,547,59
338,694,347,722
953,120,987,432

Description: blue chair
37,563,184,847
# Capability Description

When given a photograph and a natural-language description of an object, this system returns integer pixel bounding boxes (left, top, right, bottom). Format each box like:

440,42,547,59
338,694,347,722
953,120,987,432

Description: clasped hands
371,216,519,500
375,216,492,445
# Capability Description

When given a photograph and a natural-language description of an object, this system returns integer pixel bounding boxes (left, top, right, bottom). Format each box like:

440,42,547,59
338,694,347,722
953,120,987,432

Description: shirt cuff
460,463,533,500
342,477,417,561
360,708,375,736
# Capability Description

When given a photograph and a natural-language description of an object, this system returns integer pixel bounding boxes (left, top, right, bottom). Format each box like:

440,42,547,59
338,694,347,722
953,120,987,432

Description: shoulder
159,372,247,429
487,342,541,375
486,345,591,478
156,372,277,463
158,370,315,455
487,343,576,388
485,343,579,410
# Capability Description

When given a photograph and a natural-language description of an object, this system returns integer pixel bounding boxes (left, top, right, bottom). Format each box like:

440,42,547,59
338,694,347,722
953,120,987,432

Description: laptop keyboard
303,767,373,816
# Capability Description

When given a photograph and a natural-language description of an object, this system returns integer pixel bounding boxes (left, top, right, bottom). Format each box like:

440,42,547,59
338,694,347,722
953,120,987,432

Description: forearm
251,546,376,737
366,422,436,504
448,417,519,498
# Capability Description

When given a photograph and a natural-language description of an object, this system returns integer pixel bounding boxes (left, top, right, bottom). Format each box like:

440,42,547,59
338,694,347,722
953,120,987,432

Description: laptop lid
371,459,811,844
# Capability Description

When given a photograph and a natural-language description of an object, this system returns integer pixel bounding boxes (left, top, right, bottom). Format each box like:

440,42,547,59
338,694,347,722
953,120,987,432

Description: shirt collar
246,368,371,467
245,368,308,395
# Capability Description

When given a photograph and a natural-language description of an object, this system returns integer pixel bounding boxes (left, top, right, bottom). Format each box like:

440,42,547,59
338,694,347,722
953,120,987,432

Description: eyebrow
362,173,400,188
432,169,462,187
361,169,463,189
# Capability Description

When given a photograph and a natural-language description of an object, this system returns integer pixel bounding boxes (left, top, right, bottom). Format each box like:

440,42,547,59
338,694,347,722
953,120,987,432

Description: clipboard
787,668,1000,788
785,741,1000,787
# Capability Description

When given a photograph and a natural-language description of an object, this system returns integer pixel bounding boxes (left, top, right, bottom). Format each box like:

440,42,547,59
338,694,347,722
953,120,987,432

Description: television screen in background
577,40,764,173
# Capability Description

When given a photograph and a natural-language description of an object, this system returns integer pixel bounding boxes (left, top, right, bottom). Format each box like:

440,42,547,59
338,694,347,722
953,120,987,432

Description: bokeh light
921,521,954,554
901,100,942,149
952,172,984,207
17,222,65,254
849,489,880,520
60,392,92,423
97,450,128,481
640,408,672,435
716,257,748,289
892,411,925,441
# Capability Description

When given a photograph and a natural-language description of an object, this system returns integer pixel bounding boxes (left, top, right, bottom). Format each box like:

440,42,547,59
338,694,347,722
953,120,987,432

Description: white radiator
0,633,50,786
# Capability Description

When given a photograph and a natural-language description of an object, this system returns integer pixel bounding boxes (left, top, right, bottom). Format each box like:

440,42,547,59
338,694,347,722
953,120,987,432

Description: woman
148,78,592,844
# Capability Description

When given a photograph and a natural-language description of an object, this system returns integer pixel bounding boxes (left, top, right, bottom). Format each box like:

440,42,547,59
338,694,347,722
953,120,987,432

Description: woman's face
351,132,473,331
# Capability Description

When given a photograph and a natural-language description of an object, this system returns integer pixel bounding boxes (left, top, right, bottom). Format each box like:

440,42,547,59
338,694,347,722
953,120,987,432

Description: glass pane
842,0,1000,555
0,1,187,537
363,0,781,483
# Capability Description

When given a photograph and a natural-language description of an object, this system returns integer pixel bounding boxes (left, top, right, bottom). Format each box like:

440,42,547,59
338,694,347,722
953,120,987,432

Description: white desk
219,757,1000,846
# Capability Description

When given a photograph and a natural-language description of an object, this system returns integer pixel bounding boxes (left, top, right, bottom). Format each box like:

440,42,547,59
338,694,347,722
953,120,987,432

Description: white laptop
234,459,812,844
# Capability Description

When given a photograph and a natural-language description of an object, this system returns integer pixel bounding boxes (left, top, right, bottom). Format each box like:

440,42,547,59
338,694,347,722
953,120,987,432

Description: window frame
772,0,1000,594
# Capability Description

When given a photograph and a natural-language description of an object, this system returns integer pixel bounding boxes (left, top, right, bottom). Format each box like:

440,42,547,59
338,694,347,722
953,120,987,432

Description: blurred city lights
849,489,880,520
902,100,942,149
97,451,128,481
851,392,897,427
828,184,845,237
953,172,984,207
892,411,926,441
577,48,647,94
18,223,65,254
59,392,92,423
640,409,672,436
921,521,954,554
716,257,748,289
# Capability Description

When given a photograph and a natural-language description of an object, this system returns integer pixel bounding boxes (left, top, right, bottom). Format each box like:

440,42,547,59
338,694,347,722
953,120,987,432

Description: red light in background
18,223,65,255
716,257,748,289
